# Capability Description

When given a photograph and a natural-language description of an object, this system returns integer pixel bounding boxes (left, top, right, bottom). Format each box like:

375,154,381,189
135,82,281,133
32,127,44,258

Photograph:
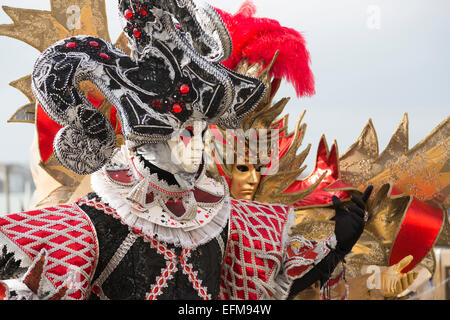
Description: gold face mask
230,163,262,200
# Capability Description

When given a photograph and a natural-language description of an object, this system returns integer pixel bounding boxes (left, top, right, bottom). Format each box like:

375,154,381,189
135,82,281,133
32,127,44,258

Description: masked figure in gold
211,2,449,300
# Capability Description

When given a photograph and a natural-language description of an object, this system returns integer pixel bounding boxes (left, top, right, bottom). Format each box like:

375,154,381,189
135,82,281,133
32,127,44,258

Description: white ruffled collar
90,147,230,248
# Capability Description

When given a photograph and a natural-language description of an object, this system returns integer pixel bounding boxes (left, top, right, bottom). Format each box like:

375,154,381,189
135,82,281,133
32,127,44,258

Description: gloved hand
332,185,373,255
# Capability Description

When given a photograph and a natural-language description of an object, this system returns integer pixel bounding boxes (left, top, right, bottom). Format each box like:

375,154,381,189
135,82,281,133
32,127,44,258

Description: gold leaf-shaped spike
7,103,35,124
371,113,409,175
255,170,324,205
340,115,449,205
238,52,280,118
271,113,290,136
289,143,312,172
257,51,279,106
294,206,336,225
278,121,307,173
255,166,307,200
283,110,306,140
50,0,111,41
8,75,36,123
0,6,68,52
9,75,34,103
256,182,316,205
258,51,279,84
339,119,379,187
365,184,412,252
407,116,450,159
368,137,450,204
243,97,289,131
114,32,131,56
290,220,334,242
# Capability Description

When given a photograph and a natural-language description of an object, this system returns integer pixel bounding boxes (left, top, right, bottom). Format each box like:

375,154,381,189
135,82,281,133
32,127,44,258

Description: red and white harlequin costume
0,0,357,300
0,146,337,300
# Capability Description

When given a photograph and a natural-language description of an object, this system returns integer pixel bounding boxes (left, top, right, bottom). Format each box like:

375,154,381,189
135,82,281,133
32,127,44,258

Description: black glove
332,185,373,255
288,186,374,298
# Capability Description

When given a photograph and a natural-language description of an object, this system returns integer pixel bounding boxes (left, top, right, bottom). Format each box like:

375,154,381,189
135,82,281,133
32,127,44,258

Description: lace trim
90,169,230,249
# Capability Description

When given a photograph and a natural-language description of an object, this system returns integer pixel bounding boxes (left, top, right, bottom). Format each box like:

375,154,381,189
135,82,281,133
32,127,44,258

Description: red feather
216,1,315,97
235,0,257,16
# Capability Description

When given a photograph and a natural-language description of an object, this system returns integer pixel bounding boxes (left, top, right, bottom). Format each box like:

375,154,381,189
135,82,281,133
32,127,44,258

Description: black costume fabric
81,194,227,300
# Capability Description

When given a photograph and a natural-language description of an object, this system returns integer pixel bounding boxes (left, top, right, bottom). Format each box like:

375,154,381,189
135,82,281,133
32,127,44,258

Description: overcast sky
0,0,448,175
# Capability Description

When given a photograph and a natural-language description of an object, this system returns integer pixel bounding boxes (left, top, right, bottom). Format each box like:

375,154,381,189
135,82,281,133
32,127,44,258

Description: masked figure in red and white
0,0,371,300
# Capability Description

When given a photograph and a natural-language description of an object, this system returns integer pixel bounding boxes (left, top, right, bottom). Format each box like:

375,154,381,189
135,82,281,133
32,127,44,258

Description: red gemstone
89,41,99,47
172,104,182,113
140,9,147,15
133,28,141,38
65,42,76,48
100,53,110,60
180,84,190,94
124,9,133,19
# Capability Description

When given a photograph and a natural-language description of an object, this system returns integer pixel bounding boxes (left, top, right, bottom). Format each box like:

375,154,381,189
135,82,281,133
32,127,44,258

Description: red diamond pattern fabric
0,204,99,300
220,199,290,300
220,199,336,300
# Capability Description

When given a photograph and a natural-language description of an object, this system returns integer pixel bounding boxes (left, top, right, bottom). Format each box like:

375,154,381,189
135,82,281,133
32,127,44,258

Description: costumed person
0,0,369,300
211,1,449,300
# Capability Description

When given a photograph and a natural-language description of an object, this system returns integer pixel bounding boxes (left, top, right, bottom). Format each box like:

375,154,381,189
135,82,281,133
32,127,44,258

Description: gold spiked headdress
211,53,322,205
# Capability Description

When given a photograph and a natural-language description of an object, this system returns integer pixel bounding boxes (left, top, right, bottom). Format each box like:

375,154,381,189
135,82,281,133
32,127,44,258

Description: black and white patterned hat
32,0,266,175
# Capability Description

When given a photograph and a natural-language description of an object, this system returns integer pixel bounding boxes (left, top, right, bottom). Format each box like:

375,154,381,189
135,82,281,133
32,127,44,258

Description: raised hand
332,185,373,254
381,255,419,297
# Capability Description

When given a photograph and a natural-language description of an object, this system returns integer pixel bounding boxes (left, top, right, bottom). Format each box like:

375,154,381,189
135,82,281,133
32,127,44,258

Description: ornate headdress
31,0,266,175
210,2,354,206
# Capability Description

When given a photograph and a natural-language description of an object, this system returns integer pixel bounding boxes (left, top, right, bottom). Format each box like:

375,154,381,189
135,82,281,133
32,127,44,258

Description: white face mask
135,120,208,189
167,120,207,174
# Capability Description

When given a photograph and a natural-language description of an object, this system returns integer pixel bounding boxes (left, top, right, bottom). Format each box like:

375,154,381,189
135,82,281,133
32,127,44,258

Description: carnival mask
167,121,208,174
230,163,263,200
31,0,266,176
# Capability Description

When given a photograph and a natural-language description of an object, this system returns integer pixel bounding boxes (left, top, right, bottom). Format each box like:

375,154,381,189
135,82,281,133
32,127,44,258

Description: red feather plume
216,1,315,97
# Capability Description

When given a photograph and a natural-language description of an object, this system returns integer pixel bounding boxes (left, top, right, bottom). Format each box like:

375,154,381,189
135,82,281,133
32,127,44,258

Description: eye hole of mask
179,126,194,146
237,165,249,172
